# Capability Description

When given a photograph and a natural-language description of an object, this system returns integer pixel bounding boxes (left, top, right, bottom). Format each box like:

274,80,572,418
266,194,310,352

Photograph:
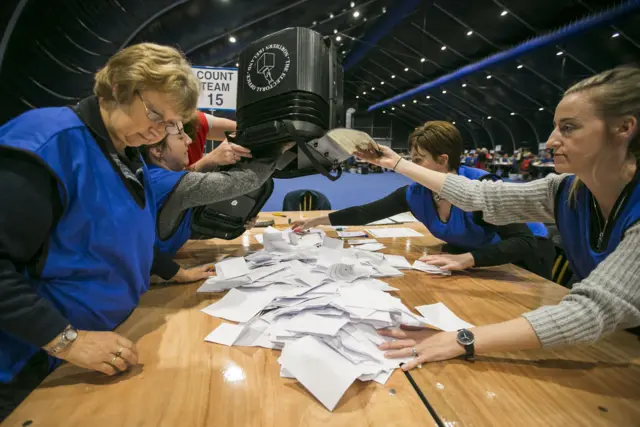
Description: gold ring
111,355,119,364
115,348,123,357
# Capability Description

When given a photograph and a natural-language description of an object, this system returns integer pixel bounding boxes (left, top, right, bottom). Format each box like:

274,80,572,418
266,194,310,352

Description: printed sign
193,66,238,111
495,145,502,152
246,43,291,92
539,142,546,150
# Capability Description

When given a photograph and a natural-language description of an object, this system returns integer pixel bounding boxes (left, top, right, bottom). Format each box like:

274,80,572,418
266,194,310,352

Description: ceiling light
381,81,385,85
442,90,447,94
235,63,239,67
383,110,387,114
350,1,355,7
353,11,360,18
539,107,544,111
486,75,492,79
402,104,406,107
356,95,359,99
404,67,409,71
334,29,338,34
342,50,345,54
312,21,317,25
500,10,508,17
468,119,472,122
421,58,426,62
391,75,396,79
467,30,473,36
229,36,237,43
329,13,334,18
363,17,367,21
556,51,563,56
441,46,447,51
452,121,456,124
336,35,342,41
510,112,516,116
487,116,492,119
517,64,523,69
462,83,467,87
363,91,366,95
612,32,620,38
392,107,395,110
371,87,375,90
382,7,386,13
426,95,431,99
413,100,417,103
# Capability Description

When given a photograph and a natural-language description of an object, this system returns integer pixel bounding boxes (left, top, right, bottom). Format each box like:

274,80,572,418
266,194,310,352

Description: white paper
384,254,412,269
254,234,264,244
201,288,279,322
412,260,452,276
197,276,252,293
279,336,362,411
356,243,386,252
347,239,378,245
215,257,250,280
415,302,475,332
367,228,424,238
388,213,419,223
337,231,368,238
322,236,344,249
204,323,246,346
367,218,397,226
328,263,368,282
282,312,349,336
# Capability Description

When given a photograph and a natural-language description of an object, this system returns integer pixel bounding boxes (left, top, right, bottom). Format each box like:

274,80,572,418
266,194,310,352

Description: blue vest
0,107,156,382
555,174,640,280
406,166,548,251
147,165,193,256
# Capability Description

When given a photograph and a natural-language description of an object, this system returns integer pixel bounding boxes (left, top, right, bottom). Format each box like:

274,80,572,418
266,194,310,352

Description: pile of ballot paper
198,227,467,411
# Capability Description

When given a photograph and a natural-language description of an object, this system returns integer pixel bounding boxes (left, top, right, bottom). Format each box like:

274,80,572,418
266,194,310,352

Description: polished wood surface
2,212,434,427
4,211,640,427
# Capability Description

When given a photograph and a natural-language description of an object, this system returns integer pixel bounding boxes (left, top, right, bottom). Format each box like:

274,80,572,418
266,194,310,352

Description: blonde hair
564,66,640,201
94,43,199,121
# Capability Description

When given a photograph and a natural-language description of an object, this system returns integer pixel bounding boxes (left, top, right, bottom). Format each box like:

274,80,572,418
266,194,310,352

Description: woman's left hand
420,253,475,271
208,140,252,166
378,326,464,370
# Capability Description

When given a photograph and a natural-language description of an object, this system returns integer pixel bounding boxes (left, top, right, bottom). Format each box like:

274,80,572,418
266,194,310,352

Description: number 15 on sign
192,66,238,111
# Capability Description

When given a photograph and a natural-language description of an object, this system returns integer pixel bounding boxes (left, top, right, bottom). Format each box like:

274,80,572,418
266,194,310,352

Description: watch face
64,329,78,341
457,329,474,346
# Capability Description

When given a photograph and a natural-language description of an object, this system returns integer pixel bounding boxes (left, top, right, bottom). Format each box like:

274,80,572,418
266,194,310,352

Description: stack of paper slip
412,260,452,276
197,226,434,411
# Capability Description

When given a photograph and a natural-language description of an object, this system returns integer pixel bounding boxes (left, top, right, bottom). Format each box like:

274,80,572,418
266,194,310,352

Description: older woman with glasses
0,43,199,420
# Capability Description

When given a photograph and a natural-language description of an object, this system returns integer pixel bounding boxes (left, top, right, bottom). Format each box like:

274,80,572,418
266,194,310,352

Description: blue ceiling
1,0,639,150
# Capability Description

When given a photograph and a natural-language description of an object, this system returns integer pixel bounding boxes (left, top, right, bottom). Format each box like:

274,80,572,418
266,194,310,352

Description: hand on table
53,330,139,376
378,326,463,371
244,216,258,230
291,216,330,232
173,265,214,283
419,253,475,271
354,145,402,169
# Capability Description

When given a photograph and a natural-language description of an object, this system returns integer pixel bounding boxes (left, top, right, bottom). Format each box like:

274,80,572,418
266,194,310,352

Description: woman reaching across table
354,66,640,370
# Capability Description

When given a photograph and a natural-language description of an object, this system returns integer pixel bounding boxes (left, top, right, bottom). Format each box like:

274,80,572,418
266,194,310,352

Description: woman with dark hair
292,121,554,278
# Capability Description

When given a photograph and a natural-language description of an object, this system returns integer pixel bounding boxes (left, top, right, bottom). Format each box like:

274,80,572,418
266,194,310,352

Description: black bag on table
190,178,274,240
234,27,346,181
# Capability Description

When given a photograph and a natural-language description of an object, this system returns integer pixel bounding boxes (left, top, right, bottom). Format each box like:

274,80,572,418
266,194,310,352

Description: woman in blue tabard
292,121,554,279
354,67,640,369
0,43,200,419
140,130,293,280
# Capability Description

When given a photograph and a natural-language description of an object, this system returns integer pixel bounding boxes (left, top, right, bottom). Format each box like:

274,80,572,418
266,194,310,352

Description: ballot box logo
246,43,291,92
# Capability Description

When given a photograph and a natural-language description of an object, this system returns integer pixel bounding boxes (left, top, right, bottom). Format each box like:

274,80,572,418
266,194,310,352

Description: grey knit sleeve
439,172,569,225
522,222,640,347
157,159,277,240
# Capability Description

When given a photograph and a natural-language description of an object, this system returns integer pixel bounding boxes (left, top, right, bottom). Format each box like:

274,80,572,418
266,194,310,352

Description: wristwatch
47,325,79,355
456,329,475,361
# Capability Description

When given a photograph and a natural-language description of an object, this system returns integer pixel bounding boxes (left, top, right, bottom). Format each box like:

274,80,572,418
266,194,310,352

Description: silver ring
411,347,418,357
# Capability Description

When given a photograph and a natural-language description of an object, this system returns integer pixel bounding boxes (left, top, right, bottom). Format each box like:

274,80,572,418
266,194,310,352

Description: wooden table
4,211,640,427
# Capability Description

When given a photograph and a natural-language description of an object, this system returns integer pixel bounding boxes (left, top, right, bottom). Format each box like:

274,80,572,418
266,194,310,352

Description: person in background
186,110,238,166
476,148,489,170
0,43,199,420
142,131,293,282
542,151,554,164
354,66,640,370
292,121,554,278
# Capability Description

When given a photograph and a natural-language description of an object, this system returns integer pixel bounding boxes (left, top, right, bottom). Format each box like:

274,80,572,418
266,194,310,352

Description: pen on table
272,213,287,218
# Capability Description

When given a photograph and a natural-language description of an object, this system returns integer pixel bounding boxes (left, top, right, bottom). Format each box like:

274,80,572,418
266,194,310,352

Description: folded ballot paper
198,227,463,411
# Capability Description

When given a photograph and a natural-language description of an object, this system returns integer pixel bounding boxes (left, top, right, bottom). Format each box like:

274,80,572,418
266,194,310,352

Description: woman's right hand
354,145,402,169
54,330,139,376
291,216,331,232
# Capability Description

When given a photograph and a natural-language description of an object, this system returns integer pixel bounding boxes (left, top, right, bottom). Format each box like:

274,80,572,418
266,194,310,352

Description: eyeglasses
137,92,183,135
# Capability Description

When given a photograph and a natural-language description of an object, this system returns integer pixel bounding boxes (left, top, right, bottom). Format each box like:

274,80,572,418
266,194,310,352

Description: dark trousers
0,351,51,422
516,237,556,280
